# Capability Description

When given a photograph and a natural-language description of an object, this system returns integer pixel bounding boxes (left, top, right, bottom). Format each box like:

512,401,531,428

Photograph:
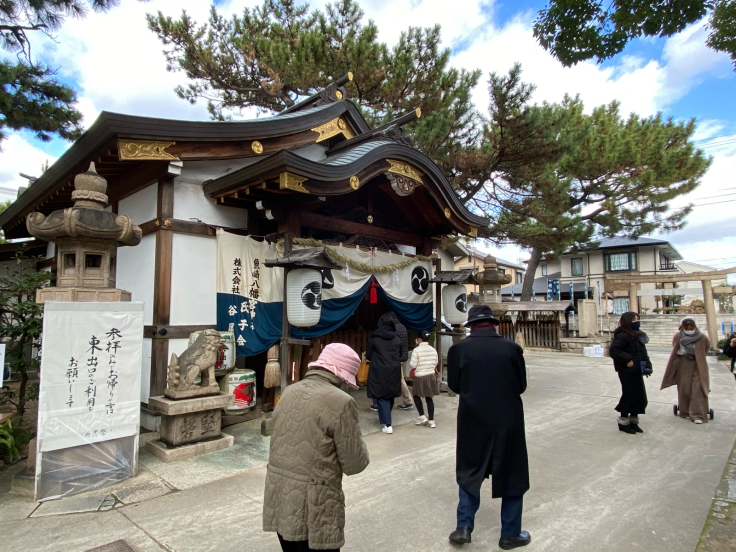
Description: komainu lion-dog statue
165,329,225,399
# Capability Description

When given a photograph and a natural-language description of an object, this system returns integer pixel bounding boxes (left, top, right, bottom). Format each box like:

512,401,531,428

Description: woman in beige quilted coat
263,343,370,551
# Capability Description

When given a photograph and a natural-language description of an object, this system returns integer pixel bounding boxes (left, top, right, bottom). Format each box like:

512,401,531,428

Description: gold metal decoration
335,90,343,100
311,117,356,142
251,141,263,154
279,172,309,194
367,215,374,224
468,227,478,238
118,139,178,161
386,159,423,182
444,207,451,219
349,176,360,190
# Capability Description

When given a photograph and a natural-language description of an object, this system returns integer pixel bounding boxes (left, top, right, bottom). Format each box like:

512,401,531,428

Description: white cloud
0,135,58,192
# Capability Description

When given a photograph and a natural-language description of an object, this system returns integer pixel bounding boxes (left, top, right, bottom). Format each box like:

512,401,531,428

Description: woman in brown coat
263,343,370,551
661,318,711,424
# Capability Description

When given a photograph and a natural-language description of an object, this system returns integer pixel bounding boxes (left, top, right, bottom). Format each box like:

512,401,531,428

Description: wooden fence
497,320,562,350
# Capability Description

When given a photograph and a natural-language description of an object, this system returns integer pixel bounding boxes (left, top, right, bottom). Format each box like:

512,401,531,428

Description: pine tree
534,0,736,71
487,86,712,300
0,0,137,146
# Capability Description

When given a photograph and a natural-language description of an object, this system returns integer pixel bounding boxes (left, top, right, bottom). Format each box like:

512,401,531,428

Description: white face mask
683,329,696,336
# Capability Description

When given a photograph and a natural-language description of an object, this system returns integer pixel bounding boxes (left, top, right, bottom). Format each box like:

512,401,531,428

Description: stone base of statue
36,287,132,304
163,384,221,400
144,393,234,463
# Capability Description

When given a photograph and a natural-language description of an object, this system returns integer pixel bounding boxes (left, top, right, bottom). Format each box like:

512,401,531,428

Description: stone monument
26,162,141,303
146,330,235,462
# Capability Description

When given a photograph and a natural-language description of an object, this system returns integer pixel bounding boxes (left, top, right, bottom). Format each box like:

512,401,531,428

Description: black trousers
413,395,434,420
278,534,340,552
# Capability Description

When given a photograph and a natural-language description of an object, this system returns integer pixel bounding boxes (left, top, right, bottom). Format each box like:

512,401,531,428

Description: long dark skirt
615,371,648,416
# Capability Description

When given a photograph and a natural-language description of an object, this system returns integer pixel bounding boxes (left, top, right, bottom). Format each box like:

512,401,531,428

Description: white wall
118,182,157,225
292,143,328,162
170,233,218,326
173,180,245,227
117,233,155,325
140,338,152,403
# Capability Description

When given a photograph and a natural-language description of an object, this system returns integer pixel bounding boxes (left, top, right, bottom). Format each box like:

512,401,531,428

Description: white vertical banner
37,302,144,453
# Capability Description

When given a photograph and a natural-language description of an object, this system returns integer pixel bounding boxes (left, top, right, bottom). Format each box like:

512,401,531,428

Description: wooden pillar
628,283,639,314
702,279,718,351
150,176,175,398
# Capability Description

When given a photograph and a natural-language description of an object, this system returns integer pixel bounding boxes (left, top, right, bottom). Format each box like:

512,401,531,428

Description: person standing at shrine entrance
447,305,531,550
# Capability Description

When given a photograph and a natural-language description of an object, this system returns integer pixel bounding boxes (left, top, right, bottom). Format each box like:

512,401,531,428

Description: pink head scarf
308,343,361,389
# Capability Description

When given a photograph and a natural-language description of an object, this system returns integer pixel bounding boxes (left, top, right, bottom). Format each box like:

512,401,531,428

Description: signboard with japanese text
37,302,144,453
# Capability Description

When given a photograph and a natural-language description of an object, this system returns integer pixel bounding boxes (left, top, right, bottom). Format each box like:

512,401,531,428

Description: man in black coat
447,305,530,550
375,311,414,411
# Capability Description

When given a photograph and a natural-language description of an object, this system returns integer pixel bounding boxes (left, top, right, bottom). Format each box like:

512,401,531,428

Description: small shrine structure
0,74,488,429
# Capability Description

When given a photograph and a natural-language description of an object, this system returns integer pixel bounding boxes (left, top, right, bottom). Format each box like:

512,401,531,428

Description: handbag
357,358,369,385
640,360,653,376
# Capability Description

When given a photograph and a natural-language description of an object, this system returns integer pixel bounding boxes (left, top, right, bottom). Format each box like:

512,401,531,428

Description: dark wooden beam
144,324,217,340
300,211,423,247
140,218,217,238
107,161,169,203
150,176,175,398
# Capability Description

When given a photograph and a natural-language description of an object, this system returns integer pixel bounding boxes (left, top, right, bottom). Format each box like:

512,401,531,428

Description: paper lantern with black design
287,268,323,327
442,284,468,325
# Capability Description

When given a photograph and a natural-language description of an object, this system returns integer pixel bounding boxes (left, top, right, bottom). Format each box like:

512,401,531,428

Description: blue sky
1,0,734,266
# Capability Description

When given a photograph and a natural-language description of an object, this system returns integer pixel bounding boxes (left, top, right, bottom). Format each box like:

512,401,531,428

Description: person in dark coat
447,305,530,550
374,311,413,411
366,317,402,434
609,311,651,434
722,333,736,382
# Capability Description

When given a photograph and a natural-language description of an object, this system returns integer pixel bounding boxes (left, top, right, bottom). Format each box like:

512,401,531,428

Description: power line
693,132,736,143
691,199,736,207
700,138,736,149
690,192,736,201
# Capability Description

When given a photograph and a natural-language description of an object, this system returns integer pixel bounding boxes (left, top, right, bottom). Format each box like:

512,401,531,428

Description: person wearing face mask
721,332,736,382
609,312,652,434
661,317,711,424
409,330,439,428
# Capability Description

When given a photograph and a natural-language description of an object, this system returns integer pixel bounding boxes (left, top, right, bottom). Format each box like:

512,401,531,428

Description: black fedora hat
464,304,500,326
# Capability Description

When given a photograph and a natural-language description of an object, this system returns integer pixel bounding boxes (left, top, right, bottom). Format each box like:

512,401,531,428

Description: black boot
499,531,531,550
449,526,472,545
629,416,643,433
618,417,636,434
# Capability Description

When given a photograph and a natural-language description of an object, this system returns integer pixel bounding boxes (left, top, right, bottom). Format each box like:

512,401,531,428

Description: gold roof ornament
386,159,423,182
279,172,309,194
349,176,360,190
444,207,451,219
311,117,356,142
118,139,178,161
251,141,263,154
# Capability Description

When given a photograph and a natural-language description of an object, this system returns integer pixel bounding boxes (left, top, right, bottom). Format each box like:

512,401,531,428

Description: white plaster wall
45,242,55,258
118,182,158,225
173,180,245,228
589,251,605,276
140,338,152,403
536,259,561,278
168,338,191,361
170,233,217,326
438,249,454,272
116,233,155,325
639,246,655,272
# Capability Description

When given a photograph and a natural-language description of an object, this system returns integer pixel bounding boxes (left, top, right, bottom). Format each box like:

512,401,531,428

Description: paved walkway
1,350,735,552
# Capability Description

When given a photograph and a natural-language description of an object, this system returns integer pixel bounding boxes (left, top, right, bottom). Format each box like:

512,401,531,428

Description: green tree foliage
0,249,53,420
485,71,711,299
534,0,736,70
148,0,483,185
0,0,136,146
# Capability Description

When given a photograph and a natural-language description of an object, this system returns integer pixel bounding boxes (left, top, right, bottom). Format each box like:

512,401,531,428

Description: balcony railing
659,262,677,270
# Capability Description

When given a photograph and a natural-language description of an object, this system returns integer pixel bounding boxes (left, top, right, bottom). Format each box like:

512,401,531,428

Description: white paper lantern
287,268,323,327
443,284,468,325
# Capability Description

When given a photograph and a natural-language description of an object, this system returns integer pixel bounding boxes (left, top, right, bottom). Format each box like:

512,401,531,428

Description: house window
612,297,630,314
498,268,506,275
571,257,583,276
659,251,675,270
605,251,637,272
516,272,523,284
541,265,547,276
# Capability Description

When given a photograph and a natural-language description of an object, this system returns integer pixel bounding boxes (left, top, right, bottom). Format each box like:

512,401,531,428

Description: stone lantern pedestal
473,255,512,315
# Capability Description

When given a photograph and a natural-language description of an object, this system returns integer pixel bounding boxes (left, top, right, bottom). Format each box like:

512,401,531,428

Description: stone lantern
473,255,512,315
26,163,142,303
